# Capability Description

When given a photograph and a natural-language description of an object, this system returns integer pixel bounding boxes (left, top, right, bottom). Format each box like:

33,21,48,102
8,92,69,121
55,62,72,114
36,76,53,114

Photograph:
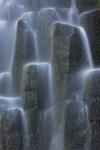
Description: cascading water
0,0,30,149
0,0,98,150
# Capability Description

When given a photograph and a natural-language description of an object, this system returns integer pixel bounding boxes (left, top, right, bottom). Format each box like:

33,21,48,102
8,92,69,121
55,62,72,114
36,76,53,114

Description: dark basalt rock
81,10,100,66
0,108,24,150
84,70,100,150
64,100,90,150
21,64,52,150
52,22,87,106
0,73,12,96
22,65,38,111
26,108,52,150
37,8,59,61
52,22,73,108
12,19,35,96
22,64,51,110
67,26,89,98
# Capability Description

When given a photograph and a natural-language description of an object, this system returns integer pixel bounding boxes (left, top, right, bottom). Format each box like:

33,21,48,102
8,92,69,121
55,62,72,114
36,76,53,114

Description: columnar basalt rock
84,70,100,150
12,19,35,95
22,65,38,111
52,22,72,107
22,64,51,110
81,10,100,66
21,64,52,150
67,27,89,98
0,108,24,150
64,100,90,150
37,8,59,61
52,22,87,106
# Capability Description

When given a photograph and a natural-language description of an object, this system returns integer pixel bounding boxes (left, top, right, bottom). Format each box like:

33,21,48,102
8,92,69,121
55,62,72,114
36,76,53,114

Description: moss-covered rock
84,70,100,150
37,8,59,61
0,108,24,150
12,19,35,96
81,10,100,67
64,100,90,150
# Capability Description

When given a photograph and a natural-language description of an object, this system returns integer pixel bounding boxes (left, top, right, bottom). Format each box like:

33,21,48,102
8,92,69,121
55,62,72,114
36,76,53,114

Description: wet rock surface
0,108,24,150
0,1,100,150
12,19,35,95
52,22,87,104
67,27,89,98
21,64,52,150
84,70,100,150
81,10,100,66
64,100,90,150
37,8,59,61
22,64,51,110
52,22,72,107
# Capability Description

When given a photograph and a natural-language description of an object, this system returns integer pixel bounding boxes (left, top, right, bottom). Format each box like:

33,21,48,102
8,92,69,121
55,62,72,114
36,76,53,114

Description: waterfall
0,0,98,150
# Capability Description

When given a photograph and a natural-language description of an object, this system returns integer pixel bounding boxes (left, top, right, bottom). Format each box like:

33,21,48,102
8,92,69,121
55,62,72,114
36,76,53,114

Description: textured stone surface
52,22,87,106
22,64,51,110
52,22,72,107
26,108,52,150
21,64,52,150
67,26,88,98
0,108,23,150
37,8,59,61
64,100,90,150
12,19,35,96
84,70,100,150
81,10,100,66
